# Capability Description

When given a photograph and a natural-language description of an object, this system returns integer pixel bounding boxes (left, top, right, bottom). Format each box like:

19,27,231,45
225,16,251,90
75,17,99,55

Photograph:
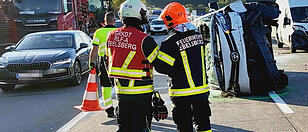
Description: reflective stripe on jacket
153,30,209,97
107,26,154,80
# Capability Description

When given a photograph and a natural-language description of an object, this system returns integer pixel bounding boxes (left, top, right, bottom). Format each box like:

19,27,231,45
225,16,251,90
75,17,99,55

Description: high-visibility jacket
92,25,117,56
106,26,159,95
107,26,154,80
153,30,209,97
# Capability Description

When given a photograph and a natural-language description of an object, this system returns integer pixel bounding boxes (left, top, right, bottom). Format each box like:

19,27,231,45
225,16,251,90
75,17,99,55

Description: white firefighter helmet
119,0,148,22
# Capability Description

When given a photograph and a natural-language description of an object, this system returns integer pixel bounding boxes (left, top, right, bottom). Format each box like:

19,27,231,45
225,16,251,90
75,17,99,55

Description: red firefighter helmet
160,2,190,29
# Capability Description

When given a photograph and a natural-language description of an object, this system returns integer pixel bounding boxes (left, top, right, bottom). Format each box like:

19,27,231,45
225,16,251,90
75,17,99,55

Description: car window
79,32,91,43
115,21,123,28
75,34,83,49
15,34,73,50
151,20,165,25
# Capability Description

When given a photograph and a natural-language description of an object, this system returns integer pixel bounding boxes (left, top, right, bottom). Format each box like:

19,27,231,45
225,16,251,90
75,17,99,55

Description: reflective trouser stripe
88,74,96,83
201,46,206,85
198,129,212,132
147,45,159,63
157,51,175,66
84,91,99,100
180,51,195,88
109,67,147,78
169,85,209,97
121,51,136,69
128,80,135,87
102,87,113,108
117,85,154,94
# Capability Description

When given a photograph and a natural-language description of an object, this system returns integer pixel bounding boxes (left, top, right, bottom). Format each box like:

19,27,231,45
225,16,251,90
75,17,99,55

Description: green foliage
185,4,195,13
217,0,246,8
113,0,148,11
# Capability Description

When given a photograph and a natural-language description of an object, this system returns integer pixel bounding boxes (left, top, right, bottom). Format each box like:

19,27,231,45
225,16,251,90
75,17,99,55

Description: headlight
53,58,72,65
293,25,306,31
0,57,7,68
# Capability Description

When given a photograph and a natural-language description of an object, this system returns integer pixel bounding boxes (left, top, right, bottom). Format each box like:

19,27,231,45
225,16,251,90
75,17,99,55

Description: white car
149,19,168,35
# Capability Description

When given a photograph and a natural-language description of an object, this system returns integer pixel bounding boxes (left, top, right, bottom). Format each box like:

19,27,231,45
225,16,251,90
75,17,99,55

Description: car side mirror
5,45,15,52
80,43,88,49
283,17,291,25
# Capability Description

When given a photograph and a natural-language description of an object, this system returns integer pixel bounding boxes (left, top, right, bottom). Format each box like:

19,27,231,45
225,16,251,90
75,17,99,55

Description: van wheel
0,84,15,92
278,42,283,48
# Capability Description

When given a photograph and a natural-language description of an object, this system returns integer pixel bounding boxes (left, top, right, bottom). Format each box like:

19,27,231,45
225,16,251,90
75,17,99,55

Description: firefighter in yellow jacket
89,12,117,118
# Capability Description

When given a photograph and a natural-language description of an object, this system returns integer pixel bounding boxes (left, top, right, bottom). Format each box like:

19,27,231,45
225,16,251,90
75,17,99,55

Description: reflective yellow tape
93,38,100,44
99,43,107,56
157,51,175,66
109,67,147,78
116,85,154,94
197,129,212,132
201,46,206,85
121,51,136,69
169,85,209,97
128,80,135,87
180,51,195,88
147,46,159,63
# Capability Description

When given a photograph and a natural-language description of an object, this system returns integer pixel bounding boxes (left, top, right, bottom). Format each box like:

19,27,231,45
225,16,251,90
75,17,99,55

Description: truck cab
276,0,308,53
1,0,89,45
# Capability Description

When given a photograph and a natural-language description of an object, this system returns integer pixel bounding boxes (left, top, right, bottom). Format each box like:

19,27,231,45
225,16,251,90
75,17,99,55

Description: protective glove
90,61,96,70
152,91,168,122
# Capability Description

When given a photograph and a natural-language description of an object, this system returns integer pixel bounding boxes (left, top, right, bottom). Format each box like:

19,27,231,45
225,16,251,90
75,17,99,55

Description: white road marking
268,91,294,114
56,97,104,132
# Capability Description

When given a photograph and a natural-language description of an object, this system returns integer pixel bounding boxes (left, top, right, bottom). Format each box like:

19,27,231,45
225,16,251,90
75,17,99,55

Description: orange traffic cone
74,68,103,112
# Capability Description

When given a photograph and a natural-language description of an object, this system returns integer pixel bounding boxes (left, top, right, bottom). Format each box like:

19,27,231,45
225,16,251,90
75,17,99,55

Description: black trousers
99,57,112,87
171,92,211,132
116,93,153,132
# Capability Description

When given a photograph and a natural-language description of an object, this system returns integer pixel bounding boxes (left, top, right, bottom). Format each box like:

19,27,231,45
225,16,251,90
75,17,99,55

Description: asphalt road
0,34,170,132
0,76,88,132
4,33,308,132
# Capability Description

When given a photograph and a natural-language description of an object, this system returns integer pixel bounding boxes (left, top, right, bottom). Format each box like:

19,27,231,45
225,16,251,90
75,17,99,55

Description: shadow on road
0,74,89,96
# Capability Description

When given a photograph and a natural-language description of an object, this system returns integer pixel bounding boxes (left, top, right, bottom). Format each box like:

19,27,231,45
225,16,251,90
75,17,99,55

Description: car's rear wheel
0,84,15,92
71,61,82,86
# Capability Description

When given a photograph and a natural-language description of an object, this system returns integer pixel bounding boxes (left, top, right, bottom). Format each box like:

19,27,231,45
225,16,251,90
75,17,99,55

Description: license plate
16,73,42,79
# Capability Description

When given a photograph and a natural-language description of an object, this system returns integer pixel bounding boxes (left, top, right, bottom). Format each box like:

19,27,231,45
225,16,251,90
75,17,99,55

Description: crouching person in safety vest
153,2,212,132
105,0,166,131
89,12,117,118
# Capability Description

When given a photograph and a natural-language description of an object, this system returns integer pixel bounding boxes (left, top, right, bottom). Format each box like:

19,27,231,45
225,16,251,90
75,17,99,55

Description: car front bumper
0,66,74,85
150,28,168,33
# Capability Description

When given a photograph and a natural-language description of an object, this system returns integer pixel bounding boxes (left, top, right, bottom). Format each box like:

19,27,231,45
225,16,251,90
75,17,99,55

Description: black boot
106,106,115,118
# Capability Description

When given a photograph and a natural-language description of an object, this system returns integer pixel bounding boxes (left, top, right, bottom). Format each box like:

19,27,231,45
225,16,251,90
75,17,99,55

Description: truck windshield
89,0,103,12
15,34,73,50
291,6,308,22
13,0,61,14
